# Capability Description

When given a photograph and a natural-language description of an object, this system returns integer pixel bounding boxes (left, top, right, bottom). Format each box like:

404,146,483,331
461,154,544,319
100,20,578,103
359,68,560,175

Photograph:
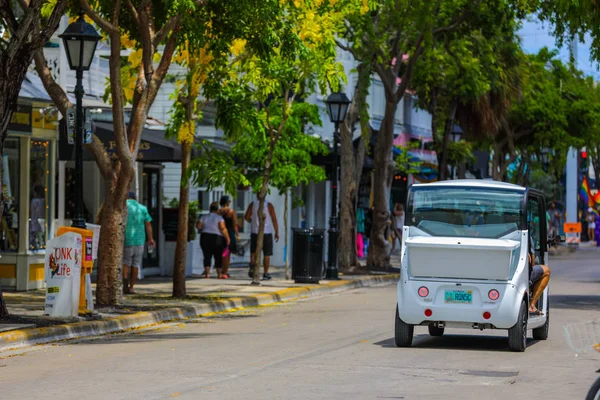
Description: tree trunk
438,99,458,181
96,180,130,306
338,63,369,272
253,130,279,285
284,190,290,280
173,140,191,298
339,121,359,271
367,100,398,271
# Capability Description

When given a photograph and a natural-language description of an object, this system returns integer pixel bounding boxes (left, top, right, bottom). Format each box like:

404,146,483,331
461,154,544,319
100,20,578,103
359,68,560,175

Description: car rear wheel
428,324,444,337
395,306,414,347
508,300,528,352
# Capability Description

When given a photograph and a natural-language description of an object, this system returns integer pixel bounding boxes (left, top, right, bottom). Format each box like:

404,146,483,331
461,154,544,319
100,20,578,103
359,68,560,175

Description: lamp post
541,148,550,173
59,14,101,229
324,92,350,280
450,124,462,180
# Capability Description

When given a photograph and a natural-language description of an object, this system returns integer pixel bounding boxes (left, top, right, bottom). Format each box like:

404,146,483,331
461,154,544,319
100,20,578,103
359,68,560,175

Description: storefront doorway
142,166,160,268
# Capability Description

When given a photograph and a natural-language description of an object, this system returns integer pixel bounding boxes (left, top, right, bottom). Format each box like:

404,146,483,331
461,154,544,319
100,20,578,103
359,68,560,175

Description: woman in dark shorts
196,202,230,279
219,196,240,279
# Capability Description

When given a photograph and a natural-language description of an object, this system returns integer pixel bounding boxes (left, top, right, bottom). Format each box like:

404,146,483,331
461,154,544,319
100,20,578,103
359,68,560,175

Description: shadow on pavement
374,334,540,352
550,294,600,310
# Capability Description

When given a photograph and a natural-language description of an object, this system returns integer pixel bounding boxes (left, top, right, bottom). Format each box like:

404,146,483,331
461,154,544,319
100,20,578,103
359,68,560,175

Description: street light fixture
59,14,101,229
324,91,350,280
541,147,550,172
450,124,463,180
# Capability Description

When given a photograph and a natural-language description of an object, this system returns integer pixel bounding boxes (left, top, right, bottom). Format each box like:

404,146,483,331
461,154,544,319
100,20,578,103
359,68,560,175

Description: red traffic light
582,151,588,159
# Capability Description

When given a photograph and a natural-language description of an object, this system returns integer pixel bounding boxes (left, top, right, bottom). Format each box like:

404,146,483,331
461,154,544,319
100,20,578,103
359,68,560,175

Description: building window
1,138,20,252
30,140,50,252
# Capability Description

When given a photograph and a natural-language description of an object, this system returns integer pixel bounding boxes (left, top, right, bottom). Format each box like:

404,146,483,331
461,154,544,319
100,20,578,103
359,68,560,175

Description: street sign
66,108,93,144
564,222,582,233
66,107,76,144
84,109,93,144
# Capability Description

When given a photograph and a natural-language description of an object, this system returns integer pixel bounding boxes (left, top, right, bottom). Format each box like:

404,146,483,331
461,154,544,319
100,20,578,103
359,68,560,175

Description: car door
527,193,547,266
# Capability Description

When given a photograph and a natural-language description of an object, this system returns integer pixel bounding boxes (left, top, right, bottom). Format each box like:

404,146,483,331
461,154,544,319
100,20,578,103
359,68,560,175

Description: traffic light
580,149,589,177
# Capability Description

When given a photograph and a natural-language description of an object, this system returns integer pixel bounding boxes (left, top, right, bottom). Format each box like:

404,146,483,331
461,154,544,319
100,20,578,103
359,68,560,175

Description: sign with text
66,108,93,144
66,108,76,144
44,232,82,317
8,104,32,133
86,223,101,260
84,109,93,144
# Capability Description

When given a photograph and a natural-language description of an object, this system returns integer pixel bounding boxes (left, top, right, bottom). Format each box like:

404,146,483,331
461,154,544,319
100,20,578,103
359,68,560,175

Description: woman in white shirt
196,202,230,279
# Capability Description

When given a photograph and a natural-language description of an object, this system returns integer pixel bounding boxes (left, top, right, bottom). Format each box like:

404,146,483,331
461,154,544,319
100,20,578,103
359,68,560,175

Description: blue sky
519,19,600,80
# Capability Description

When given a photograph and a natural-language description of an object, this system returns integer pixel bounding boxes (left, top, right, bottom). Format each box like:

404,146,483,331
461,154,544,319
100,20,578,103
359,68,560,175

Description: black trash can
292,228,325,284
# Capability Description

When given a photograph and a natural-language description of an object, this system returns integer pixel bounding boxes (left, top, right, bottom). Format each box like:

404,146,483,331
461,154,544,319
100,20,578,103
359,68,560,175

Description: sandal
529,309,543,316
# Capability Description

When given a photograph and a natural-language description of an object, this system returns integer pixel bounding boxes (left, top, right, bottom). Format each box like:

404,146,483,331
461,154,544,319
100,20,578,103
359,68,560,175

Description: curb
0,274,398,352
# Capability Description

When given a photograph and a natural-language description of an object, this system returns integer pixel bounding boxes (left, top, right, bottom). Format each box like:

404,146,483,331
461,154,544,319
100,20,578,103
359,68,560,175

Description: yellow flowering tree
34,0,285,306
190,0,350,285
166,42,213,298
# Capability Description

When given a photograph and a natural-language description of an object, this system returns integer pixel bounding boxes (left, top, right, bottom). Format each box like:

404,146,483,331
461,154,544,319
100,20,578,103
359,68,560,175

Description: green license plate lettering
444,290,472,304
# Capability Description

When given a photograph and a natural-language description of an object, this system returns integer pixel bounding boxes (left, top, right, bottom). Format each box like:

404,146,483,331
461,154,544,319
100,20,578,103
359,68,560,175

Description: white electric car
395,180,561,352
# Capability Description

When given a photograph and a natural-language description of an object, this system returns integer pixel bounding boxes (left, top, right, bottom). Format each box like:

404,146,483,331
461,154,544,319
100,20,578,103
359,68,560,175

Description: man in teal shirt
123,192,155,294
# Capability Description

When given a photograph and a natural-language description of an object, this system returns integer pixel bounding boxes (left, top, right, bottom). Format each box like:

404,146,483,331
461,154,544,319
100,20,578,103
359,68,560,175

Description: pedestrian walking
587,207,596,242
219,195,239,279
197,202,231,279
244,195,279,281
391,203,404,253
123,192,155,294
548,202,562,236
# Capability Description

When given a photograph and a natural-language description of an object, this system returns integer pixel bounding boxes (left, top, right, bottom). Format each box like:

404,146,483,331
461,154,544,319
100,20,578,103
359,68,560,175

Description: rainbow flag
580,177,600,208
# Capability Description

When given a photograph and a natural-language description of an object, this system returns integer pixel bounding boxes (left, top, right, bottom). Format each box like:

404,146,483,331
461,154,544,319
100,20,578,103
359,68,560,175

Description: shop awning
59,121,182,162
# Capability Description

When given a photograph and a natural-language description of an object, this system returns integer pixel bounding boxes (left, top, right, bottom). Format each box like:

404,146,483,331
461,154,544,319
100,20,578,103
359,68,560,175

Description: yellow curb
0,274,398,352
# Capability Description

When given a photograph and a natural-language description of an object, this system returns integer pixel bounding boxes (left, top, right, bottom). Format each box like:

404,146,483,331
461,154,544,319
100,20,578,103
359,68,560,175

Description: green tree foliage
337,0,537,268
189,0,347,284
500,49,598,182
410,9,524,180
232,102,328,195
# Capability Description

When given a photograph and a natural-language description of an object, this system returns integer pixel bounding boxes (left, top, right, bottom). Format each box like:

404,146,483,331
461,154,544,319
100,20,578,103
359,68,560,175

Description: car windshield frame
406,185,527,239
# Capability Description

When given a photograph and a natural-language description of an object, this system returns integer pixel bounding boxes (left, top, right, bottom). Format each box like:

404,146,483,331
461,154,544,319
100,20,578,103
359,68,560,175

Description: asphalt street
2,248,600,400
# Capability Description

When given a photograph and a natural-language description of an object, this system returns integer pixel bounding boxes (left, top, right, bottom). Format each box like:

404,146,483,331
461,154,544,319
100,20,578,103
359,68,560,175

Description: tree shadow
374,334,540,352
550,294,600,310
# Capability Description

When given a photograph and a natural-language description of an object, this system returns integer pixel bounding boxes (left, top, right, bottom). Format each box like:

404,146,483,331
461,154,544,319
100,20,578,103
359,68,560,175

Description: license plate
444,290,472,304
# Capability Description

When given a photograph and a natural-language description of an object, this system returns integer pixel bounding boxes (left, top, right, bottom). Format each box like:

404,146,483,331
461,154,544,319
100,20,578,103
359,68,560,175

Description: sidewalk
0,263,399,352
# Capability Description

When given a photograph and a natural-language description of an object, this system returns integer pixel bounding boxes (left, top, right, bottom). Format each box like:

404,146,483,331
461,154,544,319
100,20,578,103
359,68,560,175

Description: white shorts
590,222,596,229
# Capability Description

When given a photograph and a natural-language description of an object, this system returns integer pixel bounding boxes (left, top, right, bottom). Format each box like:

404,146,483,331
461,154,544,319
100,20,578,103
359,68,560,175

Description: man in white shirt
244,195,279,280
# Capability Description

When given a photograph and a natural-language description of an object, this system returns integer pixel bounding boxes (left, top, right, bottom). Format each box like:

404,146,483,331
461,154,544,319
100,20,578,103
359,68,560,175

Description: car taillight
424,309,432,317
488,289,499,301
418,286,429,297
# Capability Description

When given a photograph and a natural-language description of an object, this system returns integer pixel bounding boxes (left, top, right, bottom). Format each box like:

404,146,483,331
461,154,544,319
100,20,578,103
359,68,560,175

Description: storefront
0,98,59,291
57,117,181,278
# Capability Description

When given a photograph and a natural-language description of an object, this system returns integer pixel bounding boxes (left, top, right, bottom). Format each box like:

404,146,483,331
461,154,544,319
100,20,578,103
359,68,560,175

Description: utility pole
566,36,578,223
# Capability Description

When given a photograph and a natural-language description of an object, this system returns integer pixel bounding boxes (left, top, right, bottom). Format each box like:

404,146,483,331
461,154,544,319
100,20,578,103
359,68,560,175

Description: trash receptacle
292,228,325,284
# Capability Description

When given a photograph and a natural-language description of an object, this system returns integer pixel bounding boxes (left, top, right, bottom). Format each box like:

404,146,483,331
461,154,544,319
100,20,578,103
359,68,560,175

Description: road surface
2,248,600,399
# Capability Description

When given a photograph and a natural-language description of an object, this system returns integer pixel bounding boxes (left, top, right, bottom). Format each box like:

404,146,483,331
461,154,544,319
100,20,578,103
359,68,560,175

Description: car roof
411,179,526,192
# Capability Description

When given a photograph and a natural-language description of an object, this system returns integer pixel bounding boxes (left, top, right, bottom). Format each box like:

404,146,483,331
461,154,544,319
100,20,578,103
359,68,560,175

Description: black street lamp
60,14,101,229
324,91,350,280
450,124,462,180
541,147,550,172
